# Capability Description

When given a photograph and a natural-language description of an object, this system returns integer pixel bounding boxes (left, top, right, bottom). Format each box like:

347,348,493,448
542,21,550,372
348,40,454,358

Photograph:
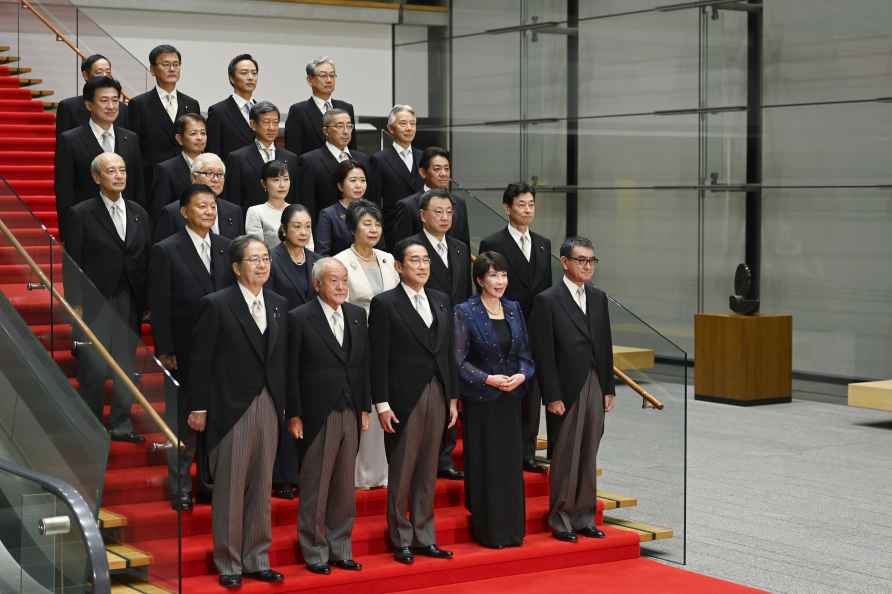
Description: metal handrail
0,457,111,594
0,213,181,448
18,0,134,101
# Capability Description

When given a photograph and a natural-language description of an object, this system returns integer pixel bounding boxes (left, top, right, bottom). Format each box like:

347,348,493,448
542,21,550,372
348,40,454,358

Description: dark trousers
76,289,138,434
437,422,458,471
522,378,542,461
384,380,446,548
163,368,202,498
546,369,605,533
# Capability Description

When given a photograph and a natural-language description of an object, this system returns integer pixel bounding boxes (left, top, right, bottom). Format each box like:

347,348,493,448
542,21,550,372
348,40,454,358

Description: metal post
744,0,763,300
565,0,579,237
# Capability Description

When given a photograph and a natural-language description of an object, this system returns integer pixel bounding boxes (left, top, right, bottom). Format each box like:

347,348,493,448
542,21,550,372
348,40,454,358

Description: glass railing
1,0,151,102
0,457,110,593
0,176,185,591
456,181,688,564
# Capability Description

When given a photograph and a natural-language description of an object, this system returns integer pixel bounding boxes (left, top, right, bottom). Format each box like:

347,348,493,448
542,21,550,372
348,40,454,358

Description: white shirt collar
401,282,426,301
231,94,254,111
89,118,114,145
392,141,413,158
182,152,195,167
563,275,585,296
256,139,275,155
422,184,431,193
155,85,177,101
423,228,446,250
312,95,333,113
317,297,343,319
507,223,531,245
184,224,210,253
100,192,124,214
238,282,264,307
326,141,350,161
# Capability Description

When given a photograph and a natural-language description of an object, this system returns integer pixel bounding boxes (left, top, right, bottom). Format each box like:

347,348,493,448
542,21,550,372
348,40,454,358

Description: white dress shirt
326,141,351,163
563,276,587,315
423,228,449,268
507,223,532,261
89,118,115,152
312,94,333,114
239,282,266,332
392,141,414,172
231,94,255,123
182,152,195,169
185,225,212,273
374,283,434,414
156,86,178,121
100,192,126,240
256,139,275,163
318,298,345,344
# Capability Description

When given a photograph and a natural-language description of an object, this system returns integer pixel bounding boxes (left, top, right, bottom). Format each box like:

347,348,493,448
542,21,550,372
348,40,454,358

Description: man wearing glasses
154,153,245,242
296,108,372,222
128,44,201,201
530,236,616,544
284,57,357,157
186,236,288,589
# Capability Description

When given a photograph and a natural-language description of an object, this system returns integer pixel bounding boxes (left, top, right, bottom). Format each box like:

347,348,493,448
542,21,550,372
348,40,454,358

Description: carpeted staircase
0,48,765,594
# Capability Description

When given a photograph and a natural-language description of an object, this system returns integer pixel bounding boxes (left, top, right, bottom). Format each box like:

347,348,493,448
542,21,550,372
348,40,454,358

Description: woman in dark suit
453,251,534,548
314,159,368,256
268,204,320,312
268,203,320,498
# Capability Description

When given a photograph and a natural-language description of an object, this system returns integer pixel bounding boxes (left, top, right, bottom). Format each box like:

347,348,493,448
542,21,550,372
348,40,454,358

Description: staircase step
0,56,20,64
3,179,55,196
0,136,56,151
0,67,32,75
0,110,55,124
0,76,29,88
0,98,45,111
0,151,54,165
0,123,55,137
106,543,153,569
597,491,638,509
0,88,51,99
603,517,673,541
51,344,158,376
99,508,128,529
32,322,154,350
19,79,45,88
848,379,892,411
112,578,173,594
0,165,54,179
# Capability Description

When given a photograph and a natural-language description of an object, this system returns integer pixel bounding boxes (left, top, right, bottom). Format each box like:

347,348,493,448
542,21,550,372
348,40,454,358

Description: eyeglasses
567,256,599,267
196,171,225,179
325,123,354,131
156,61,181,70
315,72,337,80
242,255,271,265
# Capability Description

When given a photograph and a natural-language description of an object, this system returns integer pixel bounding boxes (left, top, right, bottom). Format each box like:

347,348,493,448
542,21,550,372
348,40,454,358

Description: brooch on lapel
538,245,545,251
218,248,225,255
456,247,463,255
273,306,280,320
227,217,233,224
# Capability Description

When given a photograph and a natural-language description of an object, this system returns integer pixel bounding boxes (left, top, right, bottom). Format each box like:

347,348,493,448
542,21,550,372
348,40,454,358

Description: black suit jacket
369,146,423,243
127,89,200,193
149,154,191,223
187,285,289,452
479,228,552,318
148,230,233,362
267,243,320,311
530,283,616,412
206,96,255,160
283,97,356,157
286,299,370,447
368,286,456,428
225,144,299,211
54,124,144,239
55,96,129,136
391,191,471,249
62,197,150,318
296,147,371,222
409,232,471,307
153,197,244,243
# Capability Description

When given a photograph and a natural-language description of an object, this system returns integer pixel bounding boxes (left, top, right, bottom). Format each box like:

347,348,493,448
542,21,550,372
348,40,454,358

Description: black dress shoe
552,530,578,543
218,574,241,588
577,526,606,538
109,431,145,444
306,563,330,575
413,544,454,559
437,467,464,480
244,569,284,582
523,458,547,473
272,484,295,499
393,547,415,564
332,559,362,571
169,493,193,512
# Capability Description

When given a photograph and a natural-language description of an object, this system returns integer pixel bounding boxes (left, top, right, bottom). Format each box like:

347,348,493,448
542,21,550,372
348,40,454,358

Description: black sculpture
729,263,760,315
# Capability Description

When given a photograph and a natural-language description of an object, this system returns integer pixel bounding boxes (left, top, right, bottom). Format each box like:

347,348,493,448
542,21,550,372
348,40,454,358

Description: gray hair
312,257,347,283
190,153,226,175
90,152,124,176
249,100,280,122
387,104,416,129
306,56,335,77
322,107,350,129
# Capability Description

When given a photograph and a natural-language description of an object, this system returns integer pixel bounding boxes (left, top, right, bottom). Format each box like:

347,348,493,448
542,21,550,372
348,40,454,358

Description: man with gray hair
154,152,245,242
284,57,357,157
369,105,423,246
296,107,372,222
287,256,370,575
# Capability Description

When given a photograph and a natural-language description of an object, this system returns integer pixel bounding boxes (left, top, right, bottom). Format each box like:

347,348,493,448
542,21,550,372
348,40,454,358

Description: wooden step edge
596,490,638,509
113,577,175,594
0,56,20,64
4,67,32,74
18,78,43,87
30,89,54,98
604,517,673,542
106,543,153,568
106,549,128,571
111,585,142,594
0,45,10,52
42,100,57,110
99,508,128,528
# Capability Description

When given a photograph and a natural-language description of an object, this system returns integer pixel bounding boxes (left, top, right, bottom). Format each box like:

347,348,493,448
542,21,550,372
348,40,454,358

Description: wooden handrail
0,215,181,448
614,367,664,410
19,0,133,102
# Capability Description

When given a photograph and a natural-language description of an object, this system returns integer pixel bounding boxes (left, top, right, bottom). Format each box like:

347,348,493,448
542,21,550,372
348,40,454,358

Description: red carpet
0,57,760,594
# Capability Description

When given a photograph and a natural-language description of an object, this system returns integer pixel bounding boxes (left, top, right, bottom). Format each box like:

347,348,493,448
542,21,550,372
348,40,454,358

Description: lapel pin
273,306,280,319
353,319,359,325
134,215,140,222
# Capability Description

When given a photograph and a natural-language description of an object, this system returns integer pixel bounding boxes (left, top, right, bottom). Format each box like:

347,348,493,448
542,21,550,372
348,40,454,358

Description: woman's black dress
463,318,525,548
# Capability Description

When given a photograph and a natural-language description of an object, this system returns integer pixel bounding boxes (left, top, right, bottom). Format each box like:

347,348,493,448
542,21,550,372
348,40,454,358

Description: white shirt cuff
191,410,207,414
375,402,391,413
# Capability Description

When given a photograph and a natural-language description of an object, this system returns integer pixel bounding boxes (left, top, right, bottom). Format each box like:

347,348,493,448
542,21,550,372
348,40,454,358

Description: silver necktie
414,293,432,328
339,151,349,162
164,93,176,121
437,241,449,268
520,235,530,261
101,130,114,153
332,310,344,346
111,203,125,240
200,240,211,273
577,287,587,315
251,298,266,334
324,100,333,113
